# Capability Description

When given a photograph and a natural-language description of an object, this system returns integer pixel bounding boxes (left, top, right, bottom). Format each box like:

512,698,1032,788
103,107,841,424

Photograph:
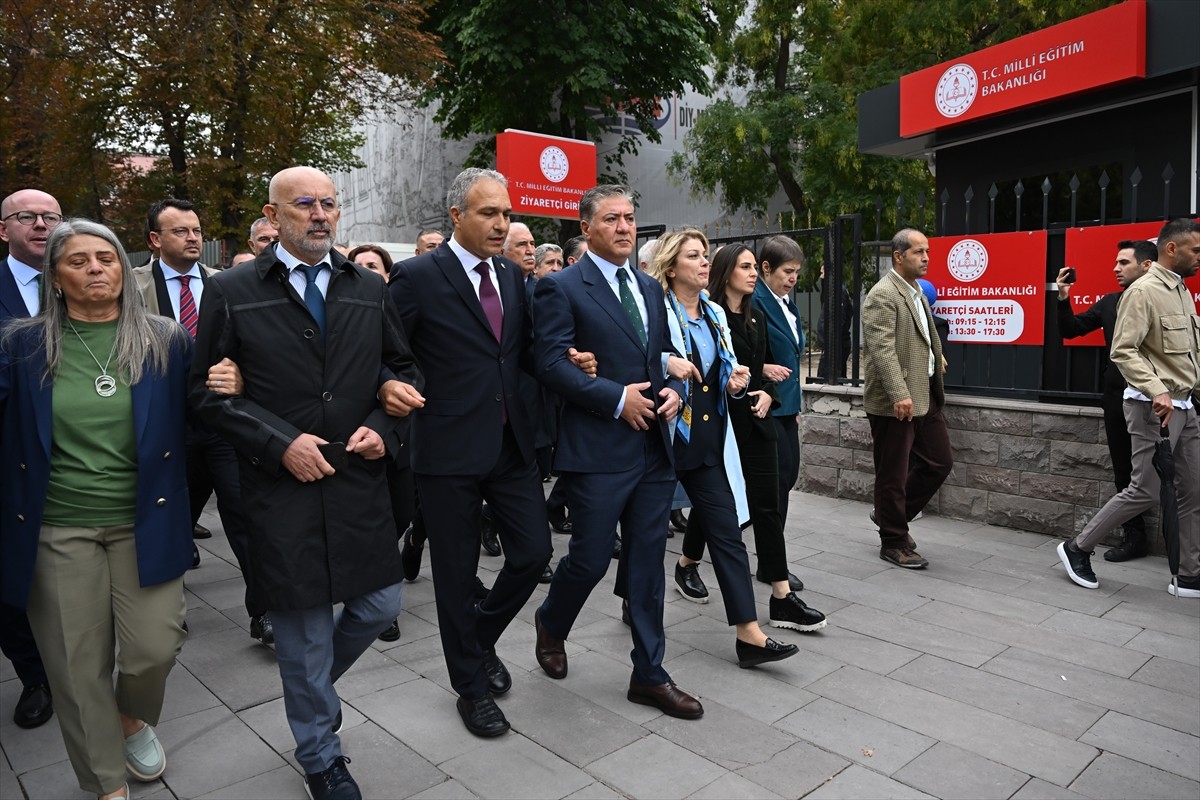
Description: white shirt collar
160,260,203,280
274,242,331,273
448,235,498,274
589,251,635,283
7,255,40,286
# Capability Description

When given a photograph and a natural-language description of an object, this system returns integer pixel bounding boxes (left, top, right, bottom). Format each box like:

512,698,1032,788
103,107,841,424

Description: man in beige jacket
1059,218,1200,597
862,229,952,569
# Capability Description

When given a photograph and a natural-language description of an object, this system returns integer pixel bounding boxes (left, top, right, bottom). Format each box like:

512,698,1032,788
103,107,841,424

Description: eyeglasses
156,227,203,239
274,197,338,214
2,211,63,227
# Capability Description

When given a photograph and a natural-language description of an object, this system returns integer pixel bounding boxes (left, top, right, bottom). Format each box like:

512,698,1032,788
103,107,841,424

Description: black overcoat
189,247,423,611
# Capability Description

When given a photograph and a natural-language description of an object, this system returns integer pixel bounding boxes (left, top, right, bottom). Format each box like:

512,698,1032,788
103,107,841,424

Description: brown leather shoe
880,547,928,569
627,678,703,719
534,608,567,679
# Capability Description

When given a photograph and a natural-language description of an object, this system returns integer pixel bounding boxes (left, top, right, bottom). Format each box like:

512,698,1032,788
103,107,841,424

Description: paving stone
808,666,1098,785
982,648,1200,737
185,575,251,611
154,705,287,797
1009,777,1091,799
158,663,224,723
735,739,850,798
180,604,240,640
789,562,932,616
891,655,1106,739
774,697,934,775
866,570,1058,625
1037,609,1142,645
176,626,285,711
410,778,479,799
588,734,727,799
359,677,489,766
1124,628,1200,667
193,764,305,799
564,782,623,799
537,649,663,725
1070,752,1200,800
688,772,784,799
892,741,1029,800
659,648,817,725
645,697,798,770
0,757,21,800
12,758,91,799
802,464,840,495
829,604,1008,668
1079,711,1200,781
338,721,449,799
0,681,70,774
937,485,989,520
1102,601,1200,639
1132,657,1200,700
334,646,421,701
796,552,891,581
987,493,1074,536
803,764,935,799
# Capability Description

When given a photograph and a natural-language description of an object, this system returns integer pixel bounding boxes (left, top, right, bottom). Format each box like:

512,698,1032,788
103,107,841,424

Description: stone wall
800,385,1151,545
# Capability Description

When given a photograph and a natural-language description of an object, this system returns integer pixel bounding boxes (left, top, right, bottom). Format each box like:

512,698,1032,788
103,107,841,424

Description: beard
280,216,334,262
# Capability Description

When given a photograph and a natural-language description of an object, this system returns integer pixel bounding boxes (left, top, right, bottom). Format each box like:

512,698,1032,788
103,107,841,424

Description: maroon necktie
178,275,198,337
475,262,503,342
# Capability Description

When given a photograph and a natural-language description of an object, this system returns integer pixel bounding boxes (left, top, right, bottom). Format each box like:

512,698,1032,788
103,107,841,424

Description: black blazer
389,242,537,475
0,260,31,322
726,306,780,444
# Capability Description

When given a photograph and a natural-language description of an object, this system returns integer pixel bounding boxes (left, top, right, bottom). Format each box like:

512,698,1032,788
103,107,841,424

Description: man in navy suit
0,188,59,730
388,168,551,738
531,185,703,719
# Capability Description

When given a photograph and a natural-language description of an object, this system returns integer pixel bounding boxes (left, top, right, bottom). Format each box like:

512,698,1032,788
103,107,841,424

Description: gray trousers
270,581,403,775
1075,400,1200,577
27,524,186,795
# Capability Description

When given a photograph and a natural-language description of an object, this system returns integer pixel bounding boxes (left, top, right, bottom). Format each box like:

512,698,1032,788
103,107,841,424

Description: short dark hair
1156,218,1200,248
1117,239,1157,264
416,228,443,240
347,244,393,273
563,235,587,263
578,185,632,224
758,235,804,273
147,198,198,234
891,228,924,258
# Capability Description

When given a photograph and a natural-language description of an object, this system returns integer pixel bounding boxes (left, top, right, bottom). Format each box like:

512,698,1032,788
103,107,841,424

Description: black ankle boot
1104,529,1148,562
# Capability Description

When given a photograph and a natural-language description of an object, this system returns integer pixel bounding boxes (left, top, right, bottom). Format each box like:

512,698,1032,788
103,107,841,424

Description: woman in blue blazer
0,219,192,800
751,235,808,530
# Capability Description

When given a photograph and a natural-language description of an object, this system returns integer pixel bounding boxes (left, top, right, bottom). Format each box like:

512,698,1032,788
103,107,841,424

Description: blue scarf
666,288,736,442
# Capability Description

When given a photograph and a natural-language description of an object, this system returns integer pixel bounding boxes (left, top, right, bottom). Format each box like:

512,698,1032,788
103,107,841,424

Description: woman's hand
748,390,772,418
207,358,243,395
667,354,701,382
726,364,750,395
763,363,792,382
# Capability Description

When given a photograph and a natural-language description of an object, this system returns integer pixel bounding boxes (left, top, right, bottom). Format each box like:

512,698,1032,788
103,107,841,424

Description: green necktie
616,268,647,348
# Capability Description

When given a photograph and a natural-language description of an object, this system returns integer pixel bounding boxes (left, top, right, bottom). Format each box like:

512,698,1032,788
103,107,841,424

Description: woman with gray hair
0,219,193,800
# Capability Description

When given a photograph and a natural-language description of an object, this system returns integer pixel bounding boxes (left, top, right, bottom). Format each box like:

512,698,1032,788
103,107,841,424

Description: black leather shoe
481,516,502,557
534,608,567,679
400,525,424,581
548,506,572,534
482,649,512,696
190,544,201,569
474,576,491,600
627,678,703,719
768,593,827,632
251,614,275,645
612,533,622,560
670,509,688,533
1104,529,1148,562
620,599,631,627
456,695,510,737
13,683,52,729
736,637,799,668
539,563,554,584
755,568,804,592
674,561,709,603
377,619,400,643
304,755,359,800
192,523,212,540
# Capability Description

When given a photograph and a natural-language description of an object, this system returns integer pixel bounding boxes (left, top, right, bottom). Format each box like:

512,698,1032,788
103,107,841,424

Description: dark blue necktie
298,264,326,335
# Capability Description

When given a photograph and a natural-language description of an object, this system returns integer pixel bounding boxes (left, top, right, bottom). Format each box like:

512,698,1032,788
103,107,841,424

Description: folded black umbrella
1152,422,1180,595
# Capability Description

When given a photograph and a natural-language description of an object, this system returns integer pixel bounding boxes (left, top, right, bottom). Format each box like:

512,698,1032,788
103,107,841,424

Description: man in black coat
389,168,551,738
1056,239,1155,561
190,166,424,800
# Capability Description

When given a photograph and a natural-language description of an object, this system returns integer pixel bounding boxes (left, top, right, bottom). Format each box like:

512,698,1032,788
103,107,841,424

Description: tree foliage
1,0,442,256
671,0,1119,223
421,0,712,235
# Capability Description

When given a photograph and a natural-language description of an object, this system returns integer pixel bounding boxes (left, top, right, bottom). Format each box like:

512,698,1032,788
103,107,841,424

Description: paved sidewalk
2,491,1198,799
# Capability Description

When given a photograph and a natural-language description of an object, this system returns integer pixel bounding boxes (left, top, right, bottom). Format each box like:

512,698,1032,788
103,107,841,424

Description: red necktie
178,275,198,337
475,262,503,342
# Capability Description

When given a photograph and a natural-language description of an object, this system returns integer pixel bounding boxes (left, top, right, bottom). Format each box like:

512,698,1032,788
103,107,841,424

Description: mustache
307,223,332,235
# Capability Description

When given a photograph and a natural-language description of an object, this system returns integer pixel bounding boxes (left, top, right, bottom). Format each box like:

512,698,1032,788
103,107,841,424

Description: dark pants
683,434,788,582
677,462,757,625
774,415,800,523
386,458,416,538
0,601,46,688
187,431,260,615
547,474,569,513
417,426,551,699
1101,389,1147,535
868,399,954,549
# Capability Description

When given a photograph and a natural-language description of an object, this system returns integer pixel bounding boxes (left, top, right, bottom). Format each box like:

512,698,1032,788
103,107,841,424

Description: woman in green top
0,219,193,800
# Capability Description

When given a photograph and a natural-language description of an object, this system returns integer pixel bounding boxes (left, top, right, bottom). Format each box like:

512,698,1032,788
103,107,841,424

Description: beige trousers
25,523,186,795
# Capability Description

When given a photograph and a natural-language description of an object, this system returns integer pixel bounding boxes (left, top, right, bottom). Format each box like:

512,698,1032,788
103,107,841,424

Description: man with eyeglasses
0,189,59,732
132,199,272,647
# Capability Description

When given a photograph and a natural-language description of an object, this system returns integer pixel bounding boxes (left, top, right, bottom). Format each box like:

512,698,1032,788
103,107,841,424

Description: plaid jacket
862,270,945,417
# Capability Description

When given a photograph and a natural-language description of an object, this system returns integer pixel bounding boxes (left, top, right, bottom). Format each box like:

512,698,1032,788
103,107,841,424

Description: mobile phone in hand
1062,267,1077,284
317,442,348,469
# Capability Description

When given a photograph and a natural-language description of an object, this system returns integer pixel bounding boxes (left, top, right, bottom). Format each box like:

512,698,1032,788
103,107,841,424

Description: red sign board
1061,220,1200,347
495,130,597,219
926,231,1048,345
899,0,1145,137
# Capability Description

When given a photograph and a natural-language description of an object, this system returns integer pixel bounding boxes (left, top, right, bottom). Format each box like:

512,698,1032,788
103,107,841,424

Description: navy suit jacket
752,280,805,416
531,254,680,473
389,242,536,475
0,260,32,322
0,326,194,608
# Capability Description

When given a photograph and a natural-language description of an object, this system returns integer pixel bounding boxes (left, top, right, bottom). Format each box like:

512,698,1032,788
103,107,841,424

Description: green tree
671,0,1118,225
1,0,442,257
421,0,712,237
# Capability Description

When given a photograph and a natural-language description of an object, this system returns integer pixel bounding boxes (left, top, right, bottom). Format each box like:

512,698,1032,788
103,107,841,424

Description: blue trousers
270,581,403,774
